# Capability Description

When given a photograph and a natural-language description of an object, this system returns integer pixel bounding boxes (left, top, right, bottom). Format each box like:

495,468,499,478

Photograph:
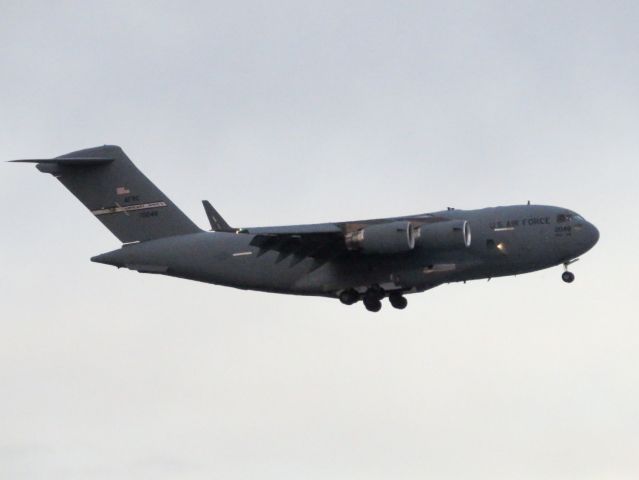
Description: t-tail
11,145,201,243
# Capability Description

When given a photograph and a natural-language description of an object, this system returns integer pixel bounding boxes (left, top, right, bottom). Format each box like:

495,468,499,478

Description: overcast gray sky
1,1,638,479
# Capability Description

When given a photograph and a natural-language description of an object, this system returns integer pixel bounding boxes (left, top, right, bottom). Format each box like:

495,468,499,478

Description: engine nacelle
345,221,417,254
416,220,471,249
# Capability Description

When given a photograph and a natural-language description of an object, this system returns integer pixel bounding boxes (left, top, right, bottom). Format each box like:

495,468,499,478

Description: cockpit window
557,213,585,223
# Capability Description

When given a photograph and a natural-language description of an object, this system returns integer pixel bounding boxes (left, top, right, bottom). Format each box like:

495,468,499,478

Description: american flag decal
116,186,130,195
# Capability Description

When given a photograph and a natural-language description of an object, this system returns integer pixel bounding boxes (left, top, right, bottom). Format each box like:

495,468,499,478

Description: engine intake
345,221,417,254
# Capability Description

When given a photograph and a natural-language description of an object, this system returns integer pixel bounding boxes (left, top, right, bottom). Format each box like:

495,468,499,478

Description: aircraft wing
242,223,343,235
203,201,451,262
240,213,443,236
247,228,346,262
240,215,450,261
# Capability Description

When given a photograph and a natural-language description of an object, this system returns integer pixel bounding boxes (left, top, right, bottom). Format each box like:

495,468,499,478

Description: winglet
202,200,234,232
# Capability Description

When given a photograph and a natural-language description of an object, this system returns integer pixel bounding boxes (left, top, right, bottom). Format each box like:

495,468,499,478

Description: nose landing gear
562,259,578,283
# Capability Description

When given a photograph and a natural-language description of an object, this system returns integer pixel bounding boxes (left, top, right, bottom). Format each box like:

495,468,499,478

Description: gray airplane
12,145,599,312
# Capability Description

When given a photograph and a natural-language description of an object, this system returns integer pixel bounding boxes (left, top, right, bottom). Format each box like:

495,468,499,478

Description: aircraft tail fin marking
91,201,168,217
12,145,201,243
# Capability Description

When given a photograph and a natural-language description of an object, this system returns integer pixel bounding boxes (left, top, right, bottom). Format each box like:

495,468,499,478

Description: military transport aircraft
12,146,599,312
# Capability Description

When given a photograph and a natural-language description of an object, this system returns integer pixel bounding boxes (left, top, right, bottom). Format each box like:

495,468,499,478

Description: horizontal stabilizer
10,157,114,166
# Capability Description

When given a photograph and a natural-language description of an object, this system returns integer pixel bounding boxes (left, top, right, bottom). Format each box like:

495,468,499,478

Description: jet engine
345,221,417,254
416,220,471,249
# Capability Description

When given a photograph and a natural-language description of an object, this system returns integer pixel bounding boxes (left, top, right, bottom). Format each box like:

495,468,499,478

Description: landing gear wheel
339,289,359,305
389,293,408,310
363,297,382,312
363,292,382,312
562,271,575,283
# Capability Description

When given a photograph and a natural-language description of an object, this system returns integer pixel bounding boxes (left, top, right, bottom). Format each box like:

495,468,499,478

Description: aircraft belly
291,251,476,295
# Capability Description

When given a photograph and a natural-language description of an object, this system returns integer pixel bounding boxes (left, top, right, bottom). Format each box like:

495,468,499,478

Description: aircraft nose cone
583,222,600,251
571,220,599,258
589,222,600,247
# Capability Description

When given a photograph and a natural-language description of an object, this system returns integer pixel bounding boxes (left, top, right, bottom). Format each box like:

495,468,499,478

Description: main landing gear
339,289,359,306
389,292,408,310
363,290,382,312
339,286,408,312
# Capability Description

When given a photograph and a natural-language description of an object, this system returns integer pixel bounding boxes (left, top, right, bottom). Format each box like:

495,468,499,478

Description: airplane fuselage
93,204,599,300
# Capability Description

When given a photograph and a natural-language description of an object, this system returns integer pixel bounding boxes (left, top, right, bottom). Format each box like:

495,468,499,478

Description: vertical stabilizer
12,145,201,243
